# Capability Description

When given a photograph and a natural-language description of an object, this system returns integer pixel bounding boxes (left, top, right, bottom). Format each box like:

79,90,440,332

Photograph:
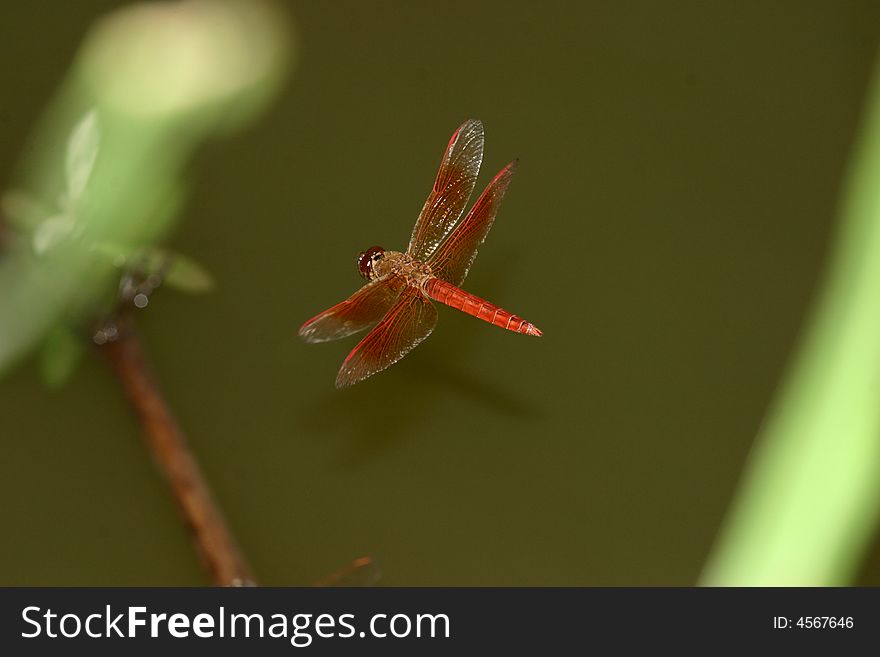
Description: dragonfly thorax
366,250,433,285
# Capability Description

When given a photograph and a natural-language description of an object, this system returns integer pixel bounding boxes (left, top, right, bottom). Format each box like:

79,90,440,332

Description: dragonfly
299,119,542,388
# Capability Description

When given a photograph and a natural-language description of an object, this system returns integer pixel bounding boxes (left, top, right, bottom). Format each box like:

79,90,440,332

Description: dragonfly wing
335,287,438,388
407,119,484,261
427,159,518,286
299,275,405,343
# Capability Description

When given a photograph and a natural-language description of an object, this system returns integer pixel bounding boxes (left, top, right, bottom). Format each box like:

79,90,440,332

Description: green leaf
32,213,76,255
157,250,215,294
0,0,289,378
65,110,100,204
40,325,85,389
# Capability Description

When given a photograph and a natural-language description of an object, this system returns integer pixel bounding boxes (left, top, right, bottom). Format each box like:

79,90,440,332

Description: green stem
701,56,880,585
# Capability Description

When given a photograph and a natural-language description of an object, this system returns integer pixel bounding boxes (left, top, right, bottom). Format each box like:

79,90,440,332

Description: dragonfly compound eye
357,246,385,279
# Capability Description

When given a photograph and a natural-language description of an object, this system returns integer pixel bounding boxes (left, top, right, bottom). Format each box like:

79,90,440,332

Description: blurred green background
2,0,880,585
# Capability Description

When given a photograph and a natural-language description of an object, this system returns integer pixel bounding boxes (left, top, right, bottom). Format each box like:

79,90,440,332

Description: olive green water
2,1,880,585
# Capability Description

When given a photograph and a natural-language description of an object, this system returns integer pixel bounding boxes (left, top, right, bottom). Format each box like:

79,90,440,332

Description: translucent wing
335,287,437,388
427,159,518,286
299,275,405,343
407,119,484,261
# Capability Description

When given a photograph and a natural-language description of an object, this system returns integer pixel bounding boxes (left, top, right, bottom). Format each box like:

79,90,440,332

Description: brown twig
100,310,255,586
313,556,380,587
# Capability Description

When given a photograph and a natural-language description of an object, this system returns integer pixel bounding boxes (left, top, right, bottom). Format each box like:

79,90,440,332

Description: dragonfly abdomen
424,278,542,336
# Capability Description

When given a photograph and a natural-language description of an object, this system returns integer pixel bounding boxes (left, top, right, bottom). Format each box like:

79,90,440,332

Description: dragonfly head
357,246,386,280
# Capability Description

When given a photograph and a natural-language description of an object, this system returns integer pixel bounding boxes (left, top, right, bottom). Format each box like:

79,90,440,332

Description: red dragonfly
300,119,542,388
